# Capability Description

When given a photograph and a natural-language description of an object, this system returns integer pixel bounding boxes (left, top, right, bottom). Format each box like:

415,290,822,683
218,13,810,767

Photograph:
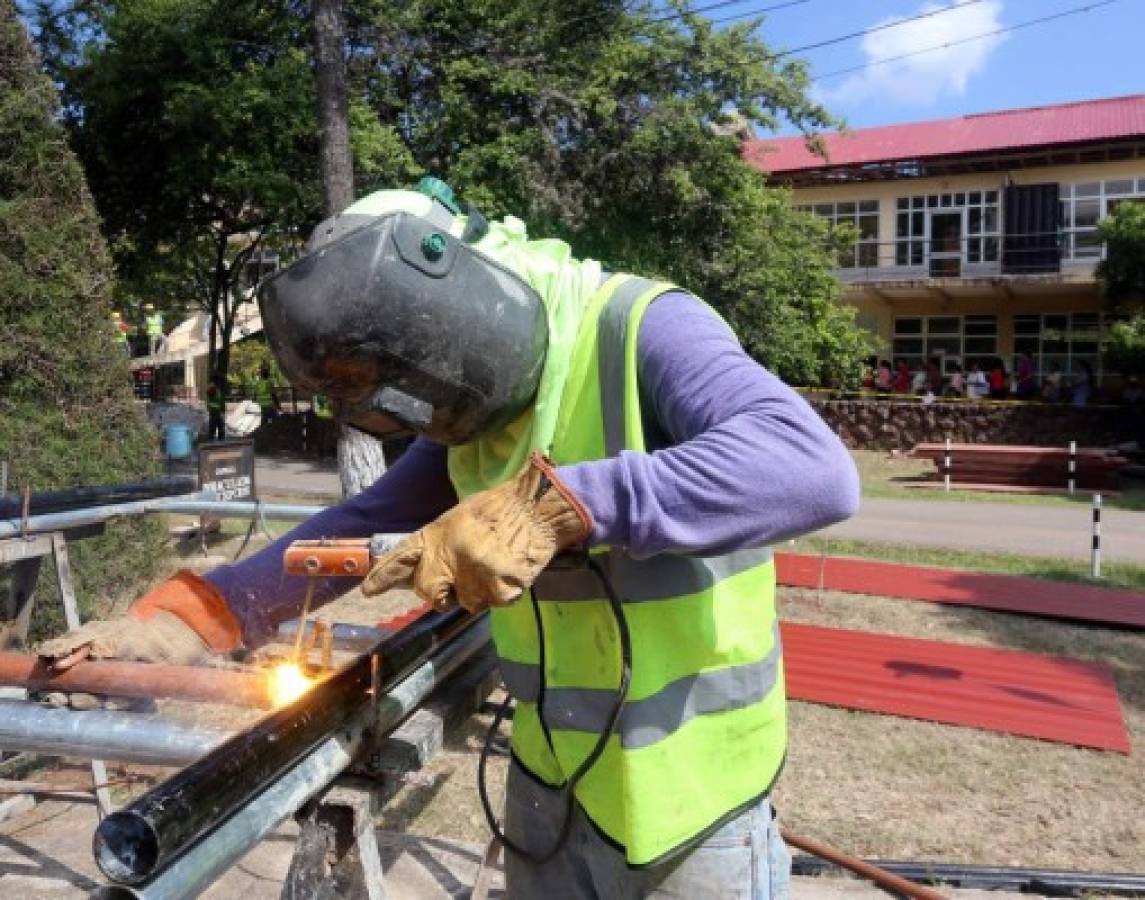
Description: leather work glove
38,571,243,669
362,452,592,613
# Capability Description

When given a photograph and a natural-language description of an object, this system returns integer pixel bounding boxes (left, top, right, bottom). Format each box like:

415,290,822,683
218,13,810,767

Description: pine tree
0,2,162,633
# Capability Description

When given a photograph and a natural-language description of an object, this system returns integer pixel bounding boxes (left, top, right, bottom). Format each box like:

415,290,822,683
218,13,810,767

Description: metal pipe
92,617,491,899
276,620,388,652
789,855,1145,898
0,653,273,708
152,499,325,520
0,700,228,765
0,478,196,519
0,495,324,538
781,829,947,900
95,609,476,886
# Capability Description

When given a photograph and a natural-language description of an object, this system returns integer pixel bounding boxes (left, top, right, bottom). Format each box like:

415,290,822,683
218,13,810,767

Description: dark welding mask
258,183,548,445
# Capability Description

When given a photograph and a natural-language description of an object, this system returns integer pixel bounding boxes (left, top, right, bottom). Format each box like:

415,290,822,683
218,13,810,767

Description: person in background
143,303,165,356
988,358,1008,400
111,311,131,355
966,362,988,400
1041,362,1063,403
945,363,966,398
893,359,912,393
206,378,226,441
252,363,279,425
875,359,893,393
925,357,944,395
1122,375,1143,405
1016,352,1037,401
1072,360,1093,407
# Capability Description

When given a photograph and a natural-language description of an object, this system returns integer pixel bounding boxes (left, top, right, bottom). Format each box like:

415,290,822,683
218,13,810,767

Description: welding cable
477,554,632,864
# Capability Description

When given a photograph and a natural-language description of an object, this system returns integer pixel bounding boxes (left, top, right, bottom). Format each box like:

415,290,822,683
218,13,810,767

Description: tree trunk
336,425,387,497
313,0,353,217
314,0,386,496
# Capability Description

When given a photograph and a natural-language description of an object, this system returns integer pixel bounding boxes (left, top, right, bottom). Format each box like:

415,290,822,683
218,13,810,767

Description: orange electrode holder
283,539,372,577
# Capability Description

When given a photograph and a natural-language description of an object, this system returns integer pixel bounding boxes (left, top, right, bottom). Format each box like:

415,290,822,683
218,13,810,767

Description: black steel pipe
790,855,1145,897
93,608,472,885
0,477,196,518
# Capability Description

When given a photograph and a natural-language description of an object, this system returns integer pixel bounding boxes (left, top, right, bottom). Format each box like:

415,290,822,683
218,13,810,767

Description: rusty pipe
0,652,273,708
781,828,949,900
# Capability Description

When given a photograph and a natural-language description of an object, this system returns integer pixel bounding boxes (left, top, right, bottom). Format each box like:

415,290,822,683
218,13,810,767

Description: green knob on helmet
415,175,460,214
421,232,447,260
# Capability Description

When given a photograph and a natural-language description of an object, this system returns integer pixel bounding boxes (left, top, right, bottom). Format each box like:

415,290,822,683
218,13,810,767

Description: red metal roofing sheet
745,94,1145,174
781,621,1129,753
776,553,1145,629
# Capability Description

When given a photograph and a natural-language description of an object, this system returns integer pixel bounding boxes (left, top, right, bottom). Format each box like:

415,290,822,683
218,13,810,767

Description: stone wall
806,396,1142,451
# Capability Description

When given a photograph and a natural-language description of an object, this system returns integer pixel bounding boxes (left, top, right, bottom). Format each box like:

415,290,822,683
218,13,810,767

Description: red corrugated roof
776,553,1145,629
745,94,1145,175
782,622,1130,753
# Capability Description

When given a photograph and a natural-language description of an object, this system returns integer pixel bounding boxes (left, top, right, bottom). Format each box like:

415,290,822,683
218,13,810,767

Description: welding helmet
258,180,548,445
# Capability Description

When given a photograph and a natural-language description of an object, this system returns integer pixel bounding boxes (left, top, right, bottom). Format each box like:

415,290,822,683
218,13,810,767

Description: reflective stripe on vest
457,274,786,866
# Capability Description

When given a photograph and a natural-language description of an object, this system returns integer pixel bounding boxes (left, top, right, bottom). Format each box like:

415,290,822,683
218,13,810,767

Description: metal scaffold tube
92,616,492,899
0,495,325,538
0,700,228,766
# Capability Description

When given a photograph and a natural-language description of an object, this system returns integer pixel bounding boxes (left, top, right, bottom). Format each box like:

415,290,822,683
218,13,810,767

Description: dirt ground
27,516,1142,880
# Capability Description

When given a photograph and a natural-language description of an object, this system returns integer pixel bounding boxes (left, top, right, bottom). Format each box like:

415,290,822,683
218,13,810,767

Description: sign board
198,440,256,501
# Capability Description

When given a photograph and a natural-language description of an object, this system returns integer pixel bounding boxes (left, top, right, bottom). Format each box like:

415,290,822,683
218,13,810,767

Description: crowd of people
866,354,1140,406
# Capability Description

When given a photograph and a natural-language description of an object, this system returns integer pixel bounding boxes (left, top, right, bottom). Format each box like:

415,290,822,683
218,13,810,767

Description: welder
42,178,859,898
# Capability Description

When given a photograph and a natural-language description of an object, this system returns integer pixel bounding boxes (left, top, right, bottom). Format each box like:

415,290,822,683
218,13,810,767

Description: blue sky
742,0,1144,135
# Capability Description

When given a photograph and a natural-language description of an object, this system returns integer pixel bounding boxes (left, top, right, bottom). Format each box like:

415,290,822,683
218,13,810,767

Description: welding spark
267,662,315,707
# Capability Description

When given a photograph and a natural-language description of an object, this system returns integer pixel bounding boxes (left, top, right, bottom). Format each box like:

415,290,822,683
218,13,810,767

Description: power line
706,0,988,47
814,0,1121,82
651,0,808,26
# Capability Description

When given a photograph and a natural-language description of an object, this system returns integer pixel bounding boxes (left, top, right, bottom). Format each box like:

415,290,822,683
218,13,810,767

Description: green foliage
348,0,868,385
0,2,162,631
1104,315,1145,377
228,337,286,388
41,0,871,388
1096,201,1145,311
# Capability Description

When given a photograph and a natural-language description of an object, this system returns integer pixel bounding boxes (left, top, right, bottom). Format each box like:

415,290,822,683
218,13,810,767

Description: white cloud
818,0,1008,109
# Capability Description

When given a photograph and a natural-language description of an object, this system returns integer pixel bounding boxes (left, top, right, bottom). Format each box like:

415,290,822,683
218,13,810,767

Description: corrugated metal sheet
781,622,1130,753
745,94,1145,174
775,553,1145,629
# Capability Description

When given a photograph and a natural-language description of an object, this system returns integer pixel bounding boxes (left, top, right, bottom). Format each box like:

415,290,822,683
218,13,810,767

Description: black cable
478,554,632,864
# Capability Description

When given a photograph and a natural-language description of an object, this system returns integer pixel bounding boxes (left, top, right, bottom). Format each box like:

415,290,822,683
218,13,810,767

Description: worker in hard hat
143,303,165,356
42,179,859,898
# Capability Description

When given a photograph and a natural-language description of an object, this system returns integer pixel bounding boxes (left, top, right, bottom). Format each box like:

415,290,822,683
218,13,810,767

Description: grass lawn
853,447,1145,512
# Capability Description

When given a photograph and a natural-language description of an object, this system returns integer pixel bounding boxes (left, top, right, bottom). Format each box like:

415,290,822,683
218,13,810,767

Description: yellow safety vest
448,275,785,867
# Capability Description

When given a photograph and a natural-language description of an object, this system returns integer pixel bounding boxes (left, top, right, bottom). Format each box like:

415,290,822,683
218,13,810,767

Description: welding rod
0,653,273,708
94,608,474,886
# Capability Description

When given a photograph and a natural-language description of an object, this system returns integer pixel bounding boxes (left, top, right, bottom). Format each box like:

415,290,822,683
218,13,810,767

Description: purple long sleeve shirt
206,292,859,645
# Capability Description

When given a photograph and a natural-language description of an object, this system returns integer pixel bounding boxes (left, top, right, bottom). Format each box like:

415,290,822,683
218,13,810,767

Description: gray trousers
503,759,791,899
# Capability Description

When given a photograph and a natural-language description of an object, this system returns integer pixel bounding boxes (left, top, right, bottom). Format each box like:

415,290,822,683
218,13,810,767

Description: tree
1104,316,1145,378
1096,201,1145,311
41,0,324,392
349,0,868,385
0,1,162,634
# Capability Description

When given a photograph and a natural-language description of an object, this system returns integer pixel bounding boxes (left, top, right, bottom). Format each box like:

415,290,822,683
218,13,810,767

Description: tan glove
362,452,592,613
38,571,243,668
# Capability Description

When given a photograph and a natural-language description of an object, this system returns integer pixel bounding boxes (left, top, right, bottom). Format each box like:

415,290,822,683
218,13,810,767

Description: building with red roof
745,94,1145,393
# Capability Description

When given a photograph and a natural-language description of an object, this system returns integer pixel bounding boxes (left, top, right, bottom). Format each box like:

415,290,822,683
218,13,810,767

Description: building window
895,191,999,269
1013,313,1104,378
892,315,997,372
797,200,879,268
1060,177,1145,260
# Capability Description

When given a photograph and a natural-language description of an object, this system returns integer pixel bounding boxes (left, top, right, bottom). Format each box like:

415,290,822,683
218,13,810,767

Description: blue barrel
164,424,195,459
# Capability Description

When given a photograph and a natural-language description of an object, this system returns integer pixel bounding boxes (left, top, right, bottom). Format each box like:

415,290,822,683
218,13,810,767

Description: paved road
255,456,1145,565
827,496,1145,564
